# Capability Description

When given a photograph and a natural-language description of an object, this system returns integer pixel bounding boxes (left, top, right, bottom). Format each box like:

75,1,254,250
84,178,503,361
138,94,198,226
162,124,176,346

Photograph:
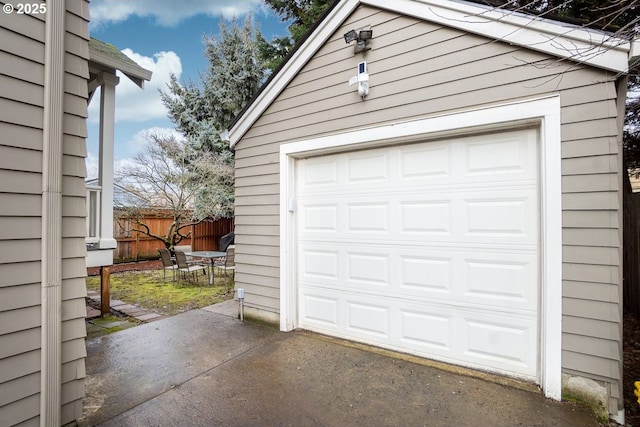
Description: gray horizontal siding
234,2,623,405
0,50,44,85
0,261,40,288
562,173,618,193
0,2,89,425
0,122,42,150
60,2,90,424
0,283,40,311
0,328,40,359
0,349,40,383
0,394,39,427
0,372,39,407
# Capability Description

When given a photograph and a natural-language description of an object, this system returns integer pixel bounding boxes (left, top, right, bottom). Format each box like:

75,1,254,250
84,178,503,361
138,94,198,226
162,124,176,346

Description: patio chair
213,245,235,284
174,245,196,264
158,248,177,281
175,251,207,283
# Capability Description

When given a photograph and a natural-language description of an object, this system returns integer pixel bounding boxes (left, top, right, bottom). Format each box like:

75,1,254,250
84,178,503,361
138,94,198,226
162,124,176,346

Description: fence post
134,229,139,262
100,266,110,316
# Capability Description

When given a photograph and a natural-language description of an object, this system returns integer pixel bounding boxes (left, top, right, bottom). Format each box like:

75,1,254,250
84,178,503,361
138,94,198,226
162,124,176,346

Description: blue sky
86,0,289,179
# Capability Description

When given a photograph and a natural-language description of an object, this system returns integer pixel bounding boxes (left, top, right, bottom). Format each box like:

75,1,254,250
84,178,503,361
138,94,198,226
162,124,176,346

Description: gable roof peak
229,0,636,148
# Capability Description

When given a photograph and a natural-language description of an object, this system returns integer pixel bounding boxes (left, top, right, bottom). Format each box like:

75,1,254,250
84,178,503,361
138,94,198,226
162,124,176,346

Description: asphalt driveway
79,305,601,426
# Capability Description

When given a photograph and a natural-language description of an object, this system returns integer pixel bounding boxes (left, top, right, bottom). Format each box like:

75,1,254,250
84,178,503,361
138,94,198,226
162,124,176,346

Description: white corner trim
539,96,563,400
41,1,66,425
279,95,562,399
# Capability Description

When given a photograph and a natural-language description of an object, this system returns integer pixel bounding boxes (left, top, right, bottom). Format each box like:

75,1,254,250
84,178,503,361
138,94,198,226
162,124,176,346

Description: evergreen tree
260,0,335,72
159,16,266,219
161,16,265,155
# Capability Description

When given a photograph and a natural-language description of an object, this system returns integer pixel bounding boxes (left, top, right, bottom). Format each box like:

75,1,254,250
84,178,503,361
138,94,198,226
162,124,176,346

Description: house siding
234,4,624,413
0,1,90,425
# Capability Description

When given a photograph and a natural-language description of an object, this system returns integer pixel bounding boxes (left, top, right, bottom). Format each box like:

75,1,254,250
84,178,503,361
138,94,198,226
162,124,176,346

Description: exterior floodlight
344,30,358,43
344,28,373,53
358,29,373,41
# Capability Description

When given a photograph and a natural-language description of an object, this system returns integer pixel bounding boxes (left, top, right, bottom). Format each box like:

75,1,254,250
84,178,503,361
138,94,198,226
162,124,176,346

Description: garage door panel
303,204,338,232
296,128,539,381
399,310,454,352
399,254,453,293
300,243,536,311
461,314,537,377
347,202,390,233
300,292,339,328
399,143,452,180
463,256,537,309
347,301,390,338
347,152,389,183
347,252,390,287
400,200,452,235
301,249,339,280
302,158,338,187
462,131,537,179
300,194,536,245
463,192,537,241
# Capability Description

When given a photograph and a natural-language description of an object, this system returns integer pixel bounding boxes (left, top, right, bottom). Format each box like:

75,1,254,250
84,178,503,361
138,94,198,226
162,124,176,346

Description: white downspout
41,1,65,425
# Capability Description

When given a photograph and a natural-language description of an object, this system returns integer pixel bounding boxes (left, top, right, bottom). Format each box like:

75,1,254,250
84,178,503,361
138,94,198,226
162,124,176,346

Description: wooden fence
113,209,234,263
624,174,640,319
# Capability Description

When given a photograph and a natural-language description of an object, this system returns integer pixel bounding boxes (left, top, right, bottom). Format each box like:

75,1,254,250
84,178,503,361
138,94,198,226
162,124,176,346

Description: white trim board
279,96,562,400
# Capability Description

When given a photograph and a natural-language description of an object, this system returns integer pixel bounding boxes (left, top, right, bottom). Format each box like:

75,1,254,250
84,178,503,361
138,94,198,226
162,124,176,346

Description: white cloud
90,0,265,27
119,127,184,158
85,151,99,180
88,49,182,124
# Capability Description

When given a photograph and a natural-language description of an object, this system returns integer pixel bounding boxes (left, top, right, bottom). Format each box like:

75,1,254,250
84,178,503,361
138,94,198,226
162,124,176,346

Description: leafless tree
116,132,231,251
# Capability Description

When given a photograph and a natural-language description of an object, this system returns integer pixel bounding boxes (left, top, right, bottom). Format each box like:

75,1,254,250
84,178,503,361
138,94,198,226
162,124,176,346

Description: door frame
279,95,562,399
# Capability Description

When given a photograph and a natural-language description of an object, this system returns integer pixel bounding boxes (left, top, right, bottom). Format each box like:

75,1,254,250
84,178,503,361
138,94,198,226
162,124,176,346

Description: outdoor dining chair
174,245,196,264
213,245,235,284
158,248,177,281
175,251,207,283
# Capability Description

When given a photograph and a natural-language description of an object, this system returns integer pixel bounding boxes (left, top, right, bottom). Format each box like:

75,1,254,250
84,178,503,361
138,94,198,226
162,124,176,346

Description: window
86,185,101,241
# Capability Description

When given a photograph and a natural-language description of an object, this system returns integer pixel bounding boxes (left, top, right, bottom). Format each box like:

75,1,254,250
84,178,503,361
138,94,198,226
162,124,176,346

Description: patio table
185,251,226,285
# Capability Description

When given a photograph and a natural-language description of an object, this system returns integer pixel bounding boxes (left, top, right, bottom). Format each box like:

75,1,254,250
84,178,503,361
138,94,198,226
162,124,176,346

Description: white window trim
280,95,562,400
86,184,102,243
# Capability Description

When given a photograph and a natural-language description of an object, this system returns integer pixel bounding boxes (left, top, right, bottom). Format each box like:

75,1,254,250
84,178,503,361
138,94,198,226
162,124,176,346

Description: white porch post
97,72,119,256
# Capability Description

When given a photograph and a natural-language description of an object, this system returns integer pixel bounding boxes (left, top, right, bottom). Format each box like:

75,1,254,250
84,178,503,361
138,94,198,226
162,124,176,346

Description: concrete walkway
79,305,601,427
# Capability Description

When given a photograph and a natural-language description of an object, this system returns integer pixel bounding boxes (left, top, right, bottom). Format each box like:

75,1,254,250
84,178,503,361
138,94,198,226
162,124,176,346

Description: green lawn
86,268,234,316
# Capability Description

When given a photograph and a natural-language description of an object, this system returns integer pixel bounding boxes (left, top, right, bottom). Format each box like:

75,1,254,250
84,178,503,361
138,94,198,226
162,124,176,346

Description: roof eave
89,43,153,88
375,0,633,72
229,0,361,148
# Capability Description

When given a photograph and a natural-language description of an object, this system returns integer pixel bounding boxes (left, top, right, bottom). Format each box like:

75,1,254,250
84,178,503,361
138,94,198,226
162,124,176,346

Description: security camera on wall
349,61,369,99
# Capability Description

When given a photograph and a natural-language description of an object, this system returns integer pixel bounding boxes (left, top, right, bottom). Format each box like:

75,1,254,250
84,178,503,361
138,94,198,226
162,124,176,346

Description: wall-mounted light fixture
344,28,373,53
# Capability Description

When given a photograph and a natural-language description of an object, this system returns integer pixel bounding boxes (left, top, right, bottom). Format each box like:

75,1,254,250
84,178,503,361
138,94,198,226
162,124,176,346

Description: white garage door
296,128,540,380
